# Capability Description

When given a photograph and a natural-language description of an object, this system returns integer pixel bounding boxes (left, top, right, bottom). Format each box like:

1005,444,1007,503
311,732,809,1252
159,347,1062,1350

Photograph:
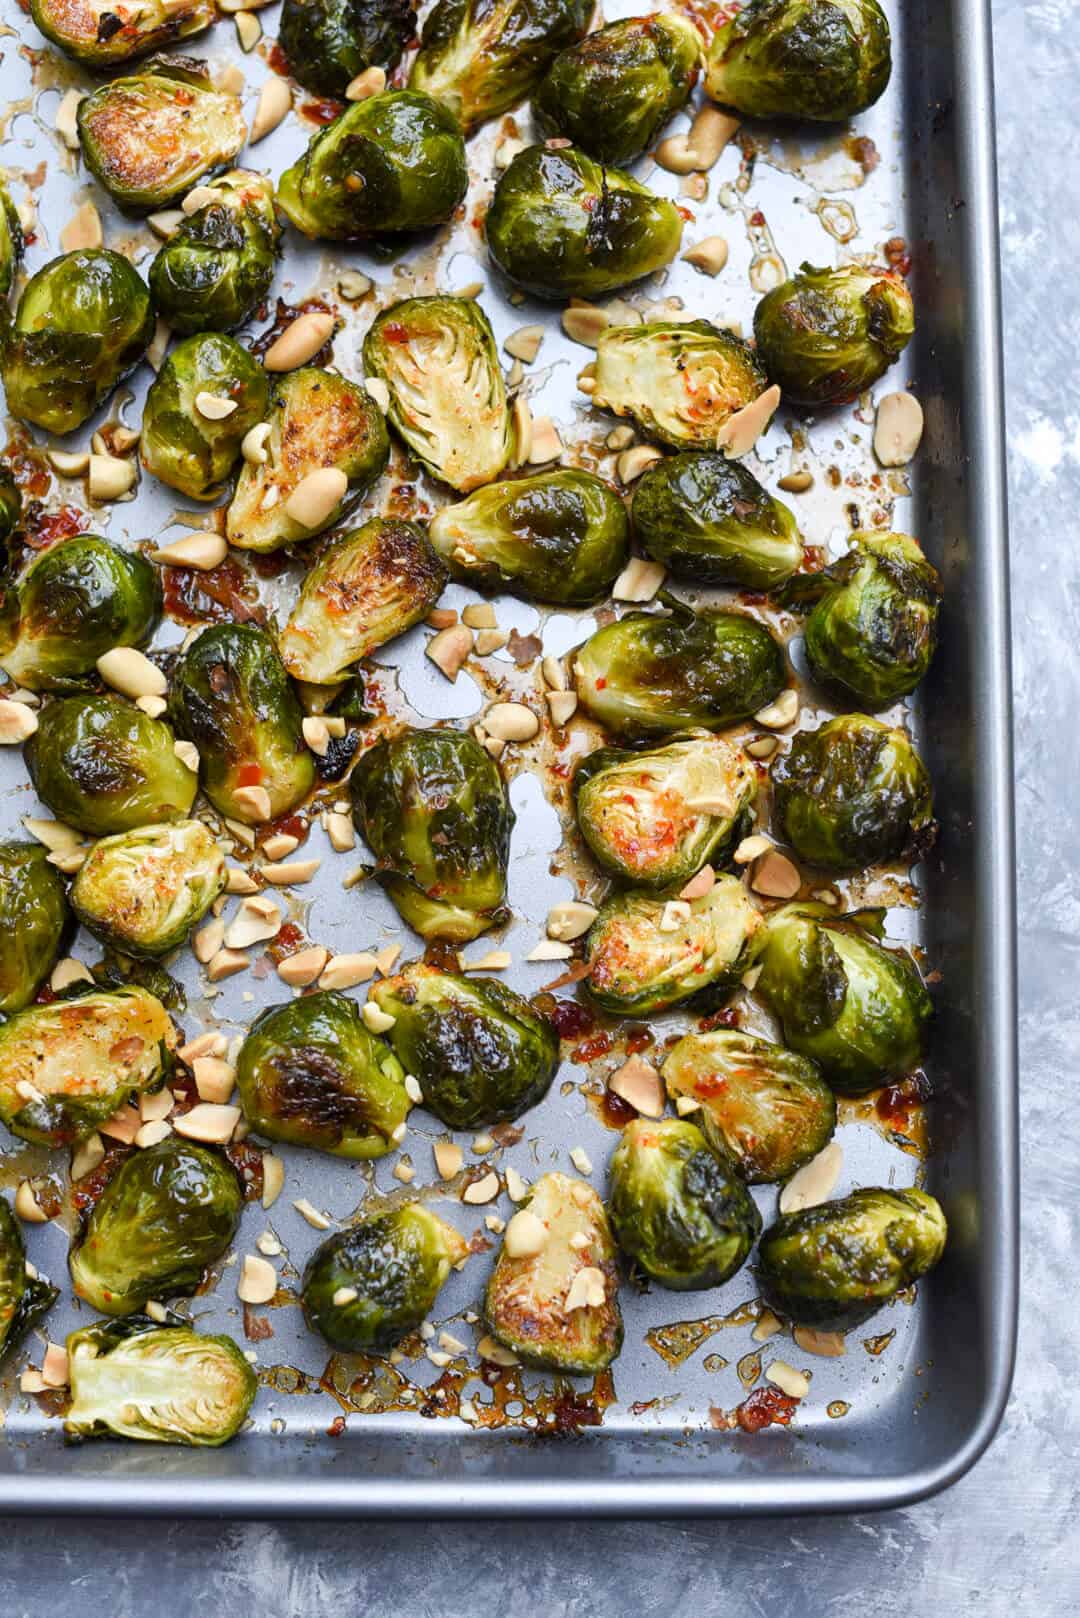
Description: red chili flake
571,1032,613,1064
265,811,307,842
697,1006,738,1032
265,42,289,76
381,321,410,345
625,1027,654,1056
749,209,766,227
735,1386,799,1432
236,761,264,787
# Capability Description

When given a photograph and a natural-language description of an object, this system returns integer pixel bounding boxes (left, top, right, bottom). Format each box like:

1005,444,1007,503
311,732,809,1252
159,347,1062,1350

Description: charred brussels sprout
753,262,914,407
428,469,628,605
371,962,558,1128
706,0,890,122
485,1172,622,1372
69,1139,242,1315
302,1205,467,1352
227,370,389,553
410,0,589,134
574,596,786,737
772,714,933,869
585,874,761,1017
753,903,932,1094
276,91,467,241
236,991,410,1159
364,297,515,493
593,319,771,449
661,1029,835,1183
2,250,153,434
487,145,683,300
0,844,68,1013
65,1318,256,1446
0,173,24,298
29,0,215,70
279,518,447,685
71,820,226,957
350,727,513,941
169,624,314,824
608,1118,760,1290
574,732,756,889
148,170,281,336
281,0,417,98
0,534,160,692
0,1198,58,1360
0,986,174,1147
632,452,802,589
141,332,269,501
757,1187,947,1331
26,696,197,835
535,13,702,165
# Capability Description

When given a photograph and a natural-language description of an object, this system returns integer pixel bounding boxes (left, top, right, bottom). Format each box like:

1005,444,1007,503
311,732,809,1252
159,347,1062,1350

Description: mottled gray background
0,0,1066,1610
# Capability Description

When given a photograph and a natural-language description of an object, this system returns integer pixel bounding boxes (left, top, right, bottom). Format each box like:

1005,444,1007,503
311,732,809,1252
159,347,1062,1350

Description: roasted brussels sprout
0,1198,58,1360
485,1172,622,1373
279,518,447,686
535,13,702,164
631,451,803,589
486,144,684,299
77,56,247,213
0,986,174,1147
29,0,215,70
281,0,417,98
757,1187,947,1330
593,319,771,449
0,843,68,1013
0,468,20,550
26,696,197,835
302,1205,467,1352
0,172,24,298
276,91,467,241
0,534,161,693
2,250,154,434
753,903,932,1094
574,596,786,737
778,531,942,706
71,820,226,957
141,332,269,501
585,874,761,1017
574,731,756,889
753,262,914,407
351,727,512,941
428,469,629,605
227,369,390,553
65,1318,256,1446
371,962,558,1128
69,1139,242,1315
168,624,315,824
364,297,515,493
661,1029,835,1183
705,0,890,122
410,0,589,133
148,170,281,337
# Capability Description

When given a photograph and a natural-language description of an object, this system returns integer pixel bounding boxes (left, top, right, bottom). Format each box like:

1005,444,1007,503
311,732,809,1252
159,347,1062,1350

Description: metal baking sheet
0,0,1017,1514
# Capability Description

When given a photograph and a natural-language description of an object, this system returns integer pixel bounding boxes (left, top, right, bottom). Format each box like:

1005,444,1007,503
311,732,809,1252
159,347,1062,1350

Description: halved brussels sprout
661,1029,836,1183
574,731,757,888
486,144,684,299
753,262,914,407
608,1117,761,1290
593,319,771,450
574,596,786,737
69,1138,242,1316
0,534,161,693
0,1197,58,1361
302,1205,468,1352
428,469,629,605
772,714,933,869
410,0,589,134
236,991,411,1160
26,695,198,835
757,1187,947,1330
279,518,447,686
0,843,69,1013
141,332,269,501
276,91,467,241
753,903,932,1094
0,172,24,298
364,297,515,493
778,531,942,706
168,623,315,824
148,170,282,337
485,1171,622,1373
706,0,891,121
631,451,803,589
2,250,154,434
585,874,761,1017
0,986,175,1148
350,727,513,942
227,369,390,553
29,0,215,70
371,962,558,1128
65,1318,256,1446
281,0,417,99
71,820,226,958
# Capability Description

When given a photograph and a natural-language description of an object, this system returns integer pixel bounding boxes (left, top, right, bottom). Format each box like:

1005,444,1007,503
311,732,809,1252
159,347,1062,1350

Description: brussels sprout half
631,451,803,589
706,0,891,122
486,144,684,300
29,0,215,70
0,843,69,1013
281,0,417,99
148,170,282,337
141,332,269,501
753,262,914,407
593,319,771,450
428,469,629,605
0,171,24,298
410,0,590,134
26,695,198,835
71,820,226,958
0,1197,58,1361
